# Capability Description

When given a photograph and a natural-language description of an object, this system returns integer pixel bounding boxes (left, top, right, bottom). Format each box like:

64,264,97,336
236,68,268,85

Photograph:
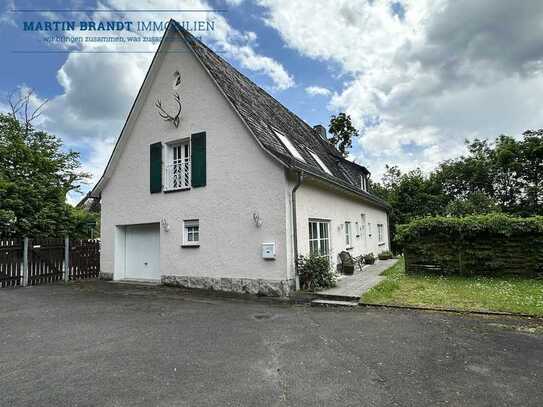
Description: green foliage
0,113,93,238
328,113,358,157
396,213,543,276
297,254,337,290
363,252,376,264
378,250,394,260
372,130,543,252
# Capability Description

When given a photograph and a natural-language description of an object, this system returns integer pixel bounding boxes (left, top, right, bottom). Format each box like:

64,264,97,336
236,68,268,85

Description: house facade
91,20,390,297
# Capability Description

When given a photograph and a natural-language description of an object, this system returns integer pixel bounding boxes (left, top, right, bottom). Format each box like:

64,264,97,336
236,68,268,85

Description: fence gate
28,238,65,286
70,240,100,280
0,238,100,288
0,239,23,287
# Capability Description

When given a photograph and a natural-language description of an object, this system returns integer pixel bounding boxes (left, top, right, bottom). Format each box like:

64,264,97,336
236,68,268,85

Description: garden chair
338,251,355,275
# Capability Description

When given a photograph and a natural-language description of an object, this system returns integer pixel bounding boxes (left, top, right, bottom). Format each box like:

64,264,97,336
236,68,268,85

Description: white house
90,20,391,297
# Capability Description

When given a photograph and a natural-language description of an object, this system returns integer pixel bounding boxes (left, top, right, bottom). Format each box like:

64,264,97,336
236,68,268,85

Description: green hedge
396,213,543,276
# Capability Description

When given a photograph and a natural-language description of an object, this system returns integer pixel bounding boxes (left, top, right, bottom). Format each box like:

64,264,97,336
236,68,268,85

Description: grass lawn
362,257,543,316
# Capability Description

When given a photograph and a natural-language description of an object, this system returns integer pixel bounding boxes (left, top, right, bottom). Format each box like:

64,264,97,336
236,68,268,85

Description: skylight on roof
309,151,333,176
274,131,305,162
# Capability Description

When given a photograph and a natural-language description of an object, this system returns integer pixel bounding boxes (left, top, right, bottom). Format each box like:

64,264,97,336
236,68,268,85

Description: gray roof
173,21,389,210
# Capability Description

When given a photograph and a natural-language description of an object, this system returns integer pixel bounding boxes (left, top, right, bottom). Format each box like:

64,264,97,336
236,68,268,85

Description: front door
124,224,160,281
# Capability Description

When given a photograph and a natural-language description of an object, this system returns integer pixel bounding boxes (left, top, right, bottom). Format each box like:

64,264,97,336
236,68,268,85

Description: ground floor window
345,221,352,247
309,220,330,256
183,219,200,246
377,224,384,243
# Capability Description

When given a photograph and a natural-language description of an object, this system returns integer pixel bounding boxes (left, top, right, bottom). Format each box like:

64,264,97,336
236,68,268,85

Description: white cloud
9,0,294,198
258,0,543,180
305,86,331,96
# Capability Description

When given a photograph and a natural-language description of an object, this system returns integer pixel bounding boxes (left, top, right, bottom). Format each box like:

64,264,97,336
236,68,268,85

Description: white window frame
308,219,330,257
183,219,200,246
165,138,191,191
274,130,306,162
345,221,352,248
308,150,333,176
377,224,384,243
361,175,368,191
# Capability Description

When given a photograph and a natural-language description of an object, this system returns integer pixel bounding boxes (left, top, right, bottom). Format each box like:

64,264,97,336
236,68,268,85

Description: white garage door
124,224,160,281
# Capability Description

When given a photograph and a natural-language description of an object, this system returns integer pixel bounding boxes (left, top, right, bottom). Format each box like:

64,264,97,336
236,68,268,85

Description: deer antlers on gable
155,93,182,128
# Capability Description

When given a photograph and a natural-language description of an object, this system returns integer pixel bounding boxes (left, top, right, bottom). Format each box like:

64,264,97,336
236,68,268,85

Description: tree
0,112,95,237
328,113,358,157
518,129,543,215
371,165,448,252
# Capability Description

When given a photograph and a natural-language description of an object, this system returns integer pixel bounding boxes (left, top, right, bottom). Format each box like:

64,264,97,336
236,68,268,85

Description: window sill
164,187,191,194
181,244,200,248
346,246,354,250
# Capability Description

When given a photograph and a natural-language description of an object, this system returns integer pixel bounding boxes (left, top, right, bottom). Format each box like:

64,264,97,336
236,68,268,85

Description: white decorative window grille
183,220,199,245
309,220,330,256
165,141,190,190
377,224,384,243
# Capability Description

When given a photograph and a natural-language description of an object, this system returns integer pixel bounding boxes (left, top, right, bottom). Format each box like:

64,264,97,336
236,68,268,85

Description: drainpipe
291,170,304,291
387,211,392,252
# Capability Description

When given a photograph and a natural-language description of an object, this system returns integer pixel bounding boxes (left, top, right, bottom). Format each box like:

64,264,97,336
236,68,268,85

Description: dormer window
308,150,333,176
274,130,305,162
361,174,368,191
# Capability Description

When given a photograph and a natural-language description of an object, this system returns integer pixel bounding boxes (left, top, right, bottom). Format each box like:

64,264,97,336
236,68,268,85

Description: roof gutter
291,170,304,291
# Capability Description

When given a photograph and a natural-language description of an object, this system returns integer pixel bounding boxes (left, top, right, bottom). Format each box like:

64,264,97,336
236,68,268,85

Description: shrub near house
396,213,543,276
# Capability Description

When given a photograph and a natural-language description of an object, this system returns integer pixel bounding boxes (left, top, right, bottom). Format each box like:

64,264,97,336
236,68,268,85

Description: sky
2,0,543,204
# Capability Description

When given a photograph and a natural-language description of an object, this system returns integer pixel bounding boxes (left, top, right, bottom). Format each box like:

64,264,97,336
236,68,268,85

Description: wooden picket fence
0,238,100,288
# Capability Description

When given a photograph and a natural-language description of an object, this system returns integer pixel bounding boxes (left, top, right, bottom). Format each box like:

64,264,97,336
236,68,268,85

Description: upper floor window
361,174,368,191
309,219,330,256
274,130,305,162
165,140,190,191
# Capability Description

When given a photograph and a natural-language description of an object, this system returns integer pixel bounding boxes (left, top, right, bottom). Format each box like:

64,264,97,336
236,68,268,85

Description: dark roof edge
170,20,291,171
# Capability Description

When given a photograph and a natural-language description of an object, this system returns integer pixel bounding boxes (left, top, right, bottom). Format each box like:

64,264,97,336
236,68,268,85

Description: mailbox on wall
261,242,276,259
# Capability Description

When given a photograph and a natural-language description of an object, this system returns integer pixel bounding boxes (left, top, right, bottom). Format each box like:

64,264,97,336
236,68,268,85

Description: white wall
100,30,288,282
291,177,390,272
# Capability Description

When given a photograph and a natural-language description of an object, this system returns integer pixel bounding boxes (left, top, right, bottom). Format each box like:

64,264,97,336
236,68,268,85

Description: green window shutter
191,132,206,187
150,142,162,193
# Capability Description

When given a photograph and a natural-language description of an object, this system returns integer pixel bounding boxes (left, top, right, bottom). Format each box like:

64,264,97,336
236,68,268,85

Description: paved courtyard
318,258,399,300
1,281,542,407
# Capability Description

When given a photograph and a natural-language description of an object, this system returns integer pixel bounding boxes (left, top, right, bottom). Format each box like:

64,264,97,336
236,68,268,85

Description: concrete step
109,279,161,286
311,299,359,308
313,292,360,302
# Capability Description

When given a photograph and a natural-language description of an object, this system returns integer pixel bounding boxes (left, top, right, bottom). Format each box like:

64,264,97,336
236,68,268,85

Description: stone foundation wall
99,272,113,281
161,275,295,297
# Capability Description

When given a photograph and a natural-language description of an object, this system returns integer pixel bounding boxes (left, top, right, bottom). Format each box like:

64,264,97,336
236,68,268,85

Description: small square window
183,220,199,246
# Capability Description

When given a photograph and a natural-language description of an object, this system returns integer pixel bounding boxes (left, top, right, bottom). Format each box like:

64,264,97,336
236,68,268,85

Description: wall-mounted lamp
253,212,263,228
161,217,170,232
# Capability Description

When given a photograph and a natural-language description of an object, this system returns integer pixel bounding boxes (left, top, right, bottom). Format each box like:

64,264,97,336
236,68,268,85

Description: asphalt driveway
1,281,542,407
